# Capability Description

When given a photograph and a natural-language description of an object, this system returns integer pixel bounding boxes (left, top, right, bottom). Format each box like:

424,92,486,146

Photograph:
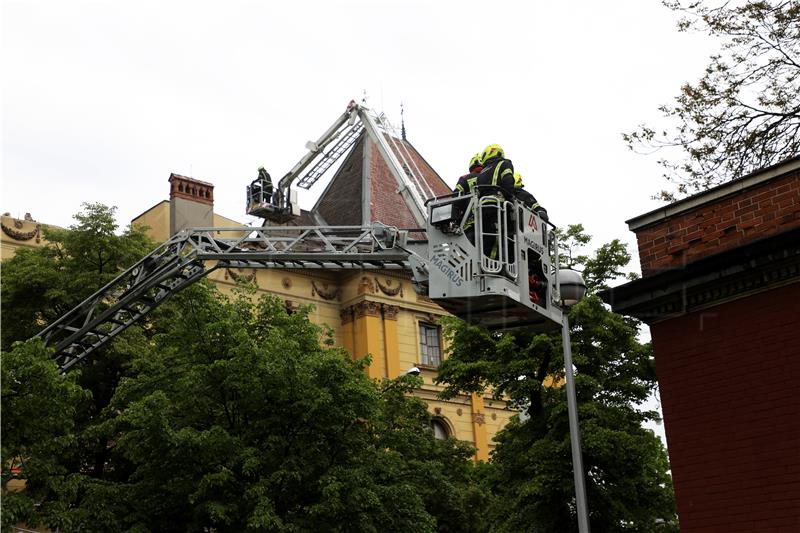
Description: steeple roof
310,133,450,228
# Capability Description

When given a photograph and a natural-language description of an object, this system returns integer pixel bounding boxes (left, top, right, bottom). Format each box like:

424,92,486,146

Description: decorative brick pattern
635,171,800,275
651,285,800,532
169,173,214,206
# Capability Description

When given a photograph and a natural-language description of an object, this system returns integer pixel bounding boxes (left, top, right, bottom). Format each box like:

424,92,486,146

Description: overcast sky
3,0,716,246
3,0,720,445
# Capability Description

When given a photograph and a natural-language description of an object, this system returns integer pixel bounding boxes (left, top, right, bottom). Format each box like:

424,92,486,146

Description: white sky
3,0,715,247
3,0,718,445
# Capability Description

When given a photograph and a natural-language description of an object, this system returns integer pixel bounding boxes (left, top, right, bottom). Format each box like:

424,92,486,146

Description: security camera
406,366,421,376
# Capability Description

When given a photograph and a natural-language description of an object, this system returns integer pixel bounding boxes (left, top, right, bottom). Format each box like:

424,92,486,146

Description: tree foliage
1,202,153,349
1,203,485,532
435,226,677,532
624,1,800,201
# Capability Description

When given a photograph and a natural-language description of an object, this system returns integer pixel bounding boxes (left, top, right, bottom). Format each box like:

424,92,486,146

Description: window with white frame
419,322,441,367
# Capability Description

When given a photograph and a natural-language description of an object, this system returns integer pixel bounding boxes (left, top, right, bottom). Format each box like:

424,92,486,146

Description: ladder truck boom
38,192,566,373
38,99,576,373
247,101,431,225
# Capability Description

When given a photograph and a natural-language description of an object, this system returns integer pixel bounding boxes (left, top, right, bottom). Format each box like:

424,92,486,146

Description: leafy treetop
624,0,799,201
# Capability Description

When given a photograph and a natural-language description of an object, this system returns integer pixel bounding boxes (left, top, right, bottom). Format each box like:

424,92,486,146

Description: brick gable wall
316,138,364,226
368,141,423,229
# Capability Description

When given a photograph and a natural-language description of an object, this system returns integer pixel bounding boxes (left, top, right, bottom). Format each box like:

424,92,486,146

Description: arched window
431,418,450,440
178,183,184,192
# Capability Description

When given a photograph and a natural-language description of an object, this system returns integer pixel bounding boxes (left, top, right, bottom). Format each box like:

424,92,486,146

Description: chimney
169,173,214,235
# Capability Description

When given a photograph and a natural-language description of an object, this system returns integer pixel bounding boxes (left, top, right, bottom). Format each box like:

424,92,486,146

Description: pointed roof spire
400,102,407,141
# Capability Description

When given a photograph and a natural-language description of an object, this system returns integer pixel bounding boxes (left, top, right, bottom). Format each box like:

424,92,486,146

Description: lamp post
558,268,590,533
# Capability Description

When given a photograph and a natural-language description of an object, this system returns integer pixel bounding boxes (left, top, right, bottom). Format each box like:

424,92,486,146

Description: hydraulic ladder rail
295,121,365,189
38,224,422,373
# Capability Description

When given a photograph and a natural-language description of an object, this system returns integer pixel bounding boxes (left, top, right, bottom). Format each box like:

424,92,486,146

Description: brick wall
169,173,214,206
316,139,363,225
369,141,421,229
636,171,800,275
651,284,800,532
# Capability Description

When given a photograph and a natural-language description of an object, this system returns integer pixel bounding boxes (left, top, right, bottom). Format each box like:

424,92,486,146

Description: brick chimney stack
169,173,214,235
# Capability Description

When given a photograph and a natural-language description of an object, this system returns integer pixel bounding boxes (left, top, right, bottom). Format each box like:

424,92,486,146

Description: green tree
1,203,157,532
1,202,485,532
1,202,153,349
12,283,483,532
624,1,800,201
435,227,677,532
1,339,90,530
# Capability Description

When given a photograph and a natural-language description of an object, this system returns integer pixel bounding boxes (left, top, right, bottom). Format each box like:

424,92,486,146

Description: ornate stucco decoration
472,412,486,426
224,268,257,284
358,276,376,294
281,277,292,290
340,307,354,325
381,304,399,320
284,299,299,314
375,277,403,297
353,300,382,318
1,215,40,242
416,292,434,303
311,280,341,301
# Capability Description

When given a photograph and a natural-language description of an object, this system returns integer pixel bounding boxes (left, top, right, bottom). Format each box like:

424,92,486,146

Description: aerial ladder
38,101,568,373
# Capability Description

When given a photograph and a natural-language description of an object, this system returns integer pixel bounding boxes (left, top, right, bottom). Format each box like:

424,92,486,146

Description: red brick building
602,156,800,532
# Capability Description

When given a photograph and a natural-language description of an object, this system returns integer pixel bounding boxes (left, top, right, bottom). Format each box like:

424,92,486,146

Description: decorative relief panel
375,277,403,297
416,293,434,303
358,276,376,294
1,214,40,242
311,280,341,301
224,268,257,283
472,412,486,426
284,300,299,314
340,307,354,325
381,304,399,320
353,300,382,318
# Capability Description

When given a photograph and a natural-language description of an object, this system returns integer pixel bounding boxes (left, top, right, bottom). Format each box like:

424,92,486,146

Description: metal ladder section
369,110,436,202
296,121,365,189
358,108,433,225
38,224,414,373
476,197,518,278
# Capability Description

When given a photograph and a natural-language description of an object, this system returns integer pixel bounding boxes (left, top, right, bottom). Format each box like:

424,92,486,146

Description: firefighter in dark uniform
513,172,548,222
258,166,274,204
474,144,515,259
454,153,483,195
454,153,484,244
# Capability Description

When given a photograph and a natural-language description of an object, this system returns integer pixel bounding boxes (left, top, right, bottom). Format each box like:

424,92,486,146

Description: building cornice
600,227,800,323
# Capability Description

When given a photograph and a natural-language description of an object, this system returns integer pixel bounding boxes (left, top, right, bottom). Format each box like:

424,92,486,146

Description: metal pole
562,312,590,533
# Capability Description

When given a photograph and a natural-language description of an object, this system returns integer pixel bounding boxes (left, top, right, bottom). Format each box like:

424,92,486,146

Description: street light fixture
558,268,590,533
